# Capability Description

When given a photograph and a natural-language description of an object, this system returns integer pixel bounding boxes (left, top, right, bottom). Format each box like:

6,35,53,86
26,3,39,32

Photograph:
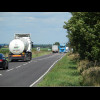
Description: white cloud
25,15,65,24
26,17,36,20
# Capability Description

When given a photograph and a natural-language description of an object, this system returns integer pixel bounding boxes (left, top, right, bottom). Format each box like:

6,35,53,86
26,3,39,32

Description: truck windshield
60,46,65,48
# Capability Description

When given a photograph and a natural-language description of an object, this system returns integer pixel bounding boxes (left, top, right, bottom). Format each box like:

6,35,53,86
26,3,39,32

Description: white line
0,74,2,76
16,65,22,69
23,63,28,65
6,68,14,72
29,54,66,87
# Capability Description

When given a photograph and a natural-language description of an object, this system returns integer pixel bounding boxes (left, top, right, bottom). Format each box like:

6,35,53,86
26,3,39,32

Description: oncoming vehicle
59,44,66,53
0,53,9,70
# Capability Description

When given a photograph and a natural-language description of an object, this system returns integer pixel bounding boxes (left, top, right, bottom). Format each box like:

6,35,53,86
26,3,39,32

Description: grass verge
37,53,83,87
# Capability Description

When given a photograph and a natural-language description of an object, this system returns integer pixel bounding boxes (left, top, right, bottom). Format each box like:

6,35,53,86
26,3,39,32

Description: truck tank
9,38,29,55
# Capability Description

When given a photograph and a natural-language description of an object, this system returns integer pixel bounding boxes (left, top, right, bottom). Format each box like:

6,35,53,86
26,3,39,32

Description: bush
78,60,100,73
82,67,100,86
78,60,89,73
77,59,100,86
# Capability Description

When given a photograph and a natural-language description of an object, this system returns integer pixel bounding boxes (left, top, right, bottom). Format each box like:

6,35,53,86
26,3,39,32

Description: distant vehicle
9,34,32,62
0,53,9,70
65,47,69,53
52,45,59,53
59,44,66,53
48,49,51,51
37,47,40,51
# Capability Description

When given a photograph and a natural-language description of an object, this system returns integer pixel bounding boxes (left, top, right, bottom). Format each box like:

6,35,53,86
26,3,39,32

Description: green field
0,48,9,57
37,53,83,87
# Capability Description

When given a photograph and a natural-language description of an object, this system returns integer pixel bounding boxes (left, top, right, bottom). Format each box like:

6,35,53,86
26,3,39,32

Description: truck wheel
27,53,32,61
30,56,32,60
29,55,32,61
24,57,27,62
24,59,26,62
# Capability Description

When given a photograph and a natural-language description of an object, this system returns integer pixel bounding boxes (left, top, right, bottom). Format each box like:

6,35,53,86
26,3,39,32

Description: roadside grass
37,53,83,87
32,48,51,58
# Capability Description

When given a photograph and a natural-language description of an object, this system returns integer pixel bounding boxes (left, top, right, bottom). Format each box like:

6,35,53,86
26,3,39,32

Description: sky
0,12,72,44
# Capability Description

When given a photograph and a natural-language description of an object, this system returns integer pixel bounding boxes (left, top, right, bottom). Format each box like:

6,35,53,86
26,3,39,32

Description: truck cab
59,44,66,53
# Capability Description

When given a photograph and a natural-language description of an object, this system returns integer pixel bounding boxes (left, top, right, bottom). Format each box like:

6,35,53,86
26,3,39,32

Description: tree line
63,12,100,62
33,44,52,49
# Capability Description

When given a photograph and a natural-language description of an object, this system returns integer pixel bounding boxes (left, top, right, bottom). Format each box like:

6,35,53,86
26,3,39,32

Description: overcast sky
0,12,72,44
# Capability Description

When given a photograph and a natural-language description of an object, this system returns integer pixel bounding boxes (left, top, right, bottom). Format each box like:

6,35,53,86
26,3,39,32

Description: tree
0,45,2,49
53,42,60,46
63,12,100,61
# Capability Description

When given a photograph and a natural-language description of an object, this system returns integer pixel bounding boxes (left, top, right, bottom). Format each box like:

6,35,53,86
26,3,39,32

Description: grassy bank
37,53,83,87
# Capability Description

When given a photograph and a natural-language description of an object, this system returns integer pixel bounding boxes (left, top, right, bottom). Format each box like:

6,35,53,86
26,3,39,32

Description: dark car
0,53,9,70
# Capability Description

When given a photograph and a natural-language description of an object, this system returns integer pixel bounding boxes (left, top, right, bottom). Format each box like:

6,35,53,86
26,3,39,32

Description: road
0,53,65,87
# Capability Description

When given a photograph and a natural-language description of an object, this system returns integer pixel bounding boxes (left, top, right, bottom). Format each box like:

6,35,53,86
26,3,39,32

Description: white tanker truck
8,34,32,62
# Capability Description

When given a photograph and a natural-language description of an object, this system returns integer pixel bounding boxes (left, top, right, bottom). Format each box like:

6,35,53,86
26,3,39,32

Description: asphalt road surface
0,53,65,87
